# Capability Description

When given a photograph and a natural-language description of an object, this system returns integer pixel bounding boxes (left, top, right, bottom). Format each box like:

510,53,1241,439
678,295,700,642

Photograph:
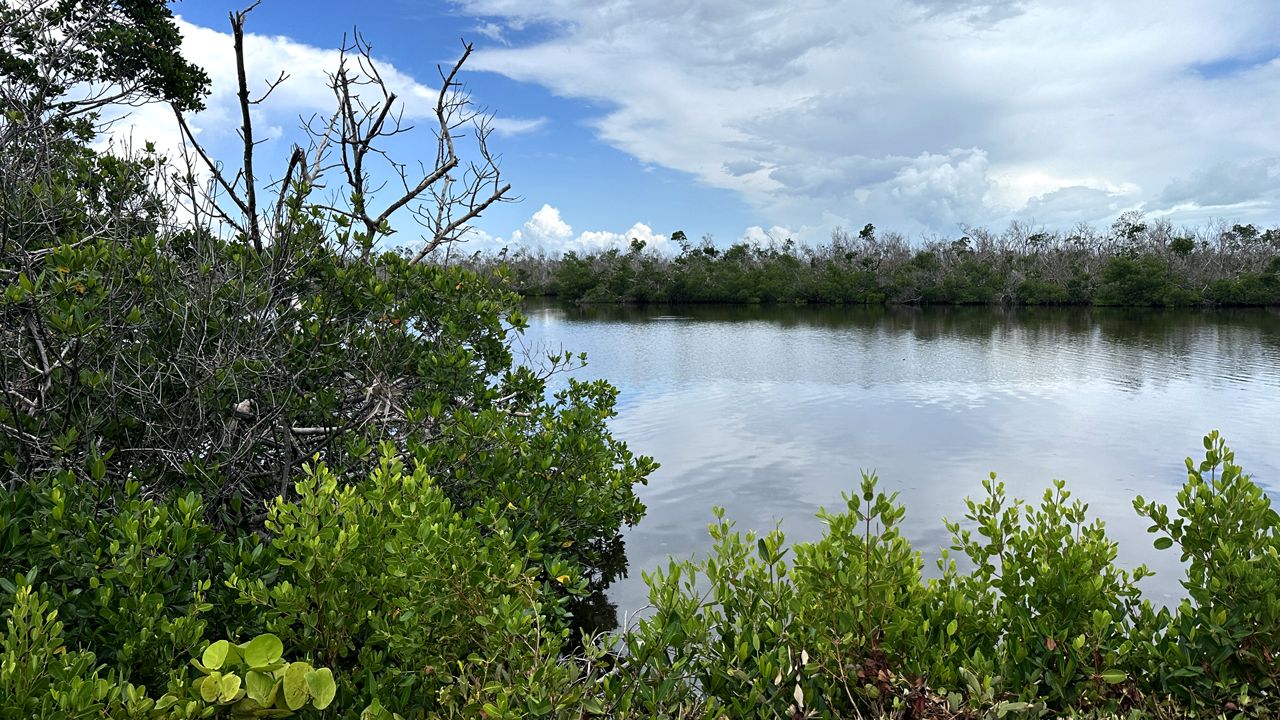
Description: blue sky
116,0,1280,254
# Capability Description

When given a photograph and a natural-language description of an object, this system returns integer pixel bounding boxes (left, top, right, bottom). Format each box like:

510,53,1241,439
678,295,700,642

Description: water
516,303,1280,622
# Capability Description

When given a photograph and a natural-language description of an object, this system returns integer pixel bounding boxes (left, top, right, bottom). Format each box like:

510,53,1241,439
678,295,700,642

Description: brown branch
412,181,511,263
231,2,264,251
172,109,250,235
24,312,51,404
375,157,458,230
272,146,305,232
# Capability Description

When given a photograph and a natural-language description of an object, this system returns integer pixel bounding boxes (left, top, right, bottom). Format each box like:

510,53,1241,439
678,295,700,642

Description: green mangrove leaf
1100,669,1126,684
198,672,221,702
218,672,243,703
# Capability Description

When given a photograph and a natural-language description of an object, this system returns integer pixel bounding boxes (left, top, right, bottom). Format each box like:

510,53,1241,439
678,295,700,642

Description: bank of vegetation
5,2,1280,718
486,221,1280,307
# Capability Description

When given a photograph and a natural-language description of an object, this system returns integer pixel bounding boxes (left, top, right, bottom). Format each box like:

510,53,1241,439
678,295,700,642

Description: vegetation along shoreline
464,221,1280,308
3,1,1280,718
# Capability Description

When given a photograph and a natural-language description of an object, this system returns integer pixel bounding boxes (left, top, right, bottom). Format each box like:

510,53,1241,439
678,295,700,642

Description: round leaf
219,673,243,703
202,640,230,671
283,662,313,711
1153,537,1174,550
198,672,221,702
246,670,278,705
1100,669,1126,684
245,633,284,669
304,668,336,710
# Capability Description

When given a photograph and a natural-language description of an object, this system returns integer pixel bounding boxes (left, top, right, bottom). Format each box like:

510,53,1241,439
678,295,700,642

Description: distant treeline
470,216,1280,307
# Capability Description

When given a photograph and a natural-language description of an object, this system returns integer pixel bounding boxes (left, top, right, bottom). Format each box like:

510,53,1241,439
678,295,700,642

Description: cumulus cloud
457,0,1280,235
100,16,543,169
513,204,575,246
742,225,797,245
478,204,672,254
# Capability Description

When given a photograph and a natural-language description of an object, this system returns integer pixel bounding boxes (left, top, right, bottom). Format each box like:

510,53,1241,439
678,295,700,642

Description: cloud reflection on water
520,304,1280,617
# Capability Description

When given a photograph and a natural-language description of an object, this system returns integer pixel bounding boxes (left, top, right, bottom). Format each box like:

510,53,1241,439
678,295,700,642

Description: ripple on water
520,303,1280,617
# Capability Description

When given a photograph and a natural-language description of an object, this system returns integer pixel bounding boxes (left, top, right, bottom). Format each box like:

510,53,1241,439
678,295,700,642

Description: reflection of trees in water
566,534,629,638
542,301,1280,364
542,303,1280,630
1089,309,1280,391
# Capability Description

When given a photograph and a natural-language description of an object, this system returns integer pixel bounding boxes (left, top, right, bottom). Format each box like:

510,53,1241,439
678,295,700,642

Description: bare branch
231,2,264,251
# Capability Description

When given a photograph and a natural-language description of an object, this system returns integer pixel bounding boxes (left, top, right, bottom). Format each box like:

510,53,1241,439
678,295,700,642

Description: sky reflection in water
518,304,1280,620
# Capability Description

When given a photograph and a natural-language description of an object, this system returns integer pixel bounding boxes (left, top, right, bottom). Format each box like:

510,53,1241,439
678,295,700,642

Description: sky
110,0,1280,255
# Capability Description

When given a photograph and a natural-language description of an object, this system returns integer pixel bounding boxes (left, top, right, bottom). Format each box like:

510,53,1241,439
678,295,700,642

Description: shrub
230,450,597,717
604,434,1280,718
1133,431,1280,710
938,476,1147,707
1092,255,1196,306
0,583,149,718
0,466,260,691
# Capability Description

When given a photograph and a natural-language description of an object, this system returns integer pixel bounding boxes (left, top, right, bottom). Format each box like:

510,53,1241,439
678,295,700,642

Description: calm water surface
518,303,1280,622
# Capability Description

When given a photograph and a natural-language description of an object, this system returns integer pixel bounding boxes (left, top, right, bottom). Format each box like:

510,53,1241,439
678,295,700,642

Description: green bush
603,434,1280,718
0,467,260,691
1133,430,1280,710
936,476,1147,707
230,450,597,717
0,583,150,719
1089,255,1197,307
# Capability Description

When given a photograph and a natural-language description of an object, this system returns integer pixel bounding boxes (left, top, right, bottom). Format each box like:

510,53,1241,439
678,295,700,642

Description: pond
517,303,1280,625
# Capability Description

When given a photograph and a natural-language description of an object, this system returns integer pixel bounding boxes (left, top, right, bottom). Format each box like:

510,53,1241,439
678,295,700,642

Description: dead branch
231,2,264,251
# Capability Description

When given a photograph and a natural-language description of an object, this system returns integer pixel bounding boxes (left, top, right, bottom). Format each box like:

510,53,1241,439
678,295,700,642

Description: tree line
5,2,1280,718
477,218,1280,306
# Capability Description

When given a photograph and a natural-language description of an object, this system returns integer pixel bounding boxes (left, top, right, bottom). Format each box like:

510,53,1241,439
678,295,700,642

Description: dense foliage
5,3,1280,719
6,425,1280,718
606,432,1280,718
489,220,1280,306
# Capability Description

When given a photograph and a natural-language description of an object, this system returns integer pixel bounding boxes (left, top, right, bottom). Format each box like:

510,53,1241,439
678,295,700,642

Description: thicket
5,2,1280,718
487,220,1280,307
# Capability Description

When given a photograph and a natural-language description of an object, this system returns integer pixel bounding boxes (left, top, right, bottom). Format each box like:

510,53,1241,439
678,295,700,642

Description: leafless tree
1,3,527,509
172,5,511,261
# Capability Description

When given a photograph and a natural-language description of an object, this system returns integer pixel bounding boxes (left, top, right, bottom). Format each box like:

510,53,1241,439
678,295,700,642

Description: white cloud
458,0,1280,236
489,116,548,136
100,17,541,178
577,222,672,253
473,21,509,44
742,225,796,245
514,204,575,245
471,204,671,254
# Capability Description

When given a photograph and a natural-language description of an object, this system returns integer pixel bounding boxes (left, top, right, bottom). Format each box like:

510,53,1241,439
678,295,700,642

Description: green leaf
202,640,230,670
1100,669,1126,684
304,668,336,710
198,673,221,702
246,670,278,705
218,673,243,703
245,633,284,669
1153,537,1174,550
283,662,313,710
